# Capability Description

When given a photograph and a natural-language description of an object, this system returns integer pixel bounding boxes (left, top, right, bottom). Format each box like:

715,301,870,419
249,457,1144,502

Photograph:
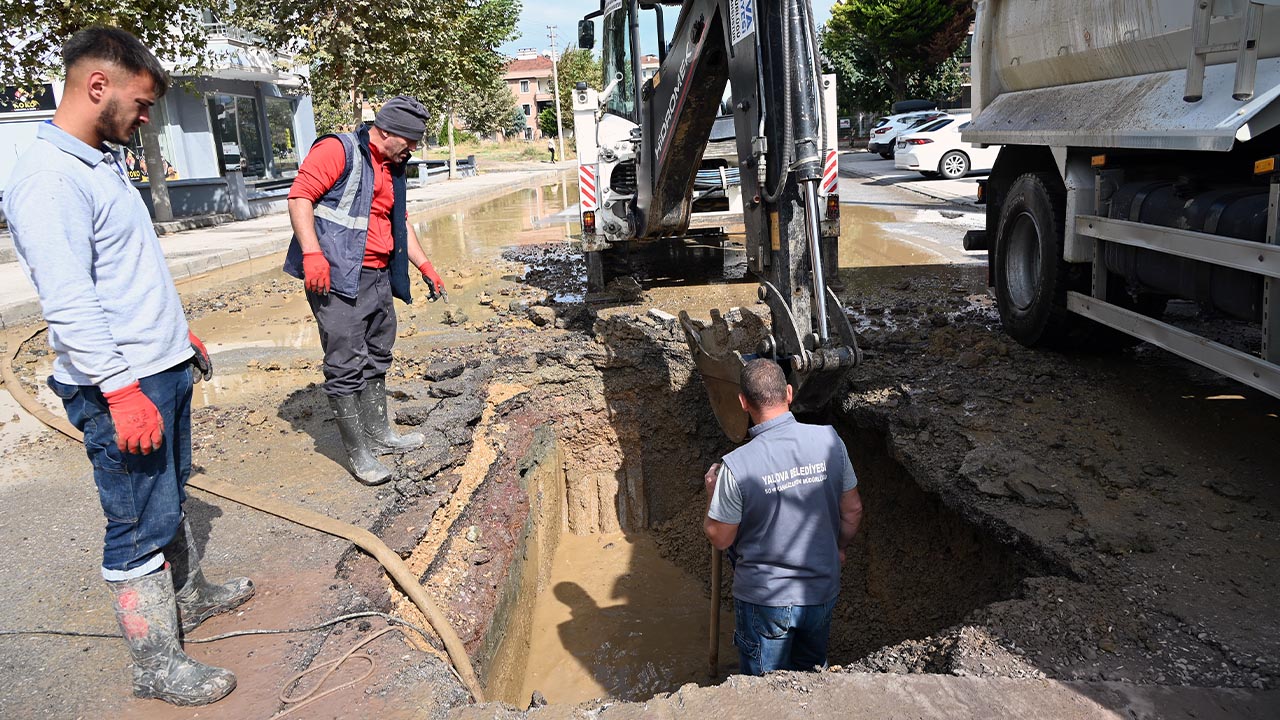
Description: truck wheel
938,151,969,179
993,172,1083,348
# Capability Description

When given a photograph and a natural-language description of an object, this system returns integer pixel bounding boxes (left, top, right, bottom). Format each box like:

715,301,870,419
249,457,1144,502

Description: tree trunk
351,85,362,129
138,102,173,222
447,109,457,180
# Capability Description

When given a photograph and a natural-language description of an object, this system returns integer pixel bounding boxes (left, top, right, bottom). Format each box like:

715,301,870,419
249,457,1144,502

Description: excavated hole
467,315,1052,709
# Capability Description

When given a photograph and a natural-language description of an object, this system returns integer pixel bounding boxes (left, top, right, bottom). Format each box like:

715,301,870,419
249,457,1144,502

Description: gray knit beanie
374,95,429,142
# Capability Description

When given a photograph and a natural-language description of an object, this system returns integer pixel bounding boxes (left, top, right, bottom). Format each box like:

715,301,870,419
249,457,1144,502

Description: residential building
0,19,317,219
640,54,660,81
504,49,555,140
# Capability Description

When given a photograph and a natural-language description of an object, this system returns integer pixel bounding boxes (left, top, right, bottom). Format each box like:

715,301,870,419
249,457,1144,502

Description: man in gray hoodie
3,27,253,706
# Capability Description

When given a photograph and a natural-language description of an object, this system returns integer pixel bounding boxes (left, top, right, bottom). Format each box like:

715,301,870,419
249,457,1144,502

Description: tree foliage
504,106,527,138
550,46,601,134
537,107,558,138
457,73,519,137
821,0,972,111
0,0,226,85
233,0,521,133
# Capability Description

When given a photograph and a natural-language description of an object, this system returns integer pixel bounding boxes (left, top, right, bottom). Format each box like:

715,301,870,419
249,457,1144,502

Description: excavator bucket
678,309,765,443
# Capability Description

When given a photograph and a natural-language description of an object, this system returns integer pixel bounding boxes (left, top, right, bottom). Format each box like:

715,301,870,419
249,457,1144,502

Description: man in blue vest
285,96,446,486
704,359,864,675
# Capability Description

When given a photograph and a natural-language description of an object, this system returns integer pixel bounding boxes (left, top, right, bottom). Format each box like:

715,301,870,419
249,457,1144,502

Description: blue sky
499,1,838,57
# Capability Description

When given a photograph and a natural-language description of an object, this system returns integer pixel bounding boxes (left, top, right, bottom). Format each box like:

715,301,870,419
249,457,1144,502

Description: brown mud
2,175,1277,718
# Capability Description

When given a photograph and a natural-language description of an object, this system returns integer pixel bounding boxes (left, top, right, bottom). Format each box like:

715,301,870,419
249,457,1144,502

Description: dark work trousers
307,266,397,398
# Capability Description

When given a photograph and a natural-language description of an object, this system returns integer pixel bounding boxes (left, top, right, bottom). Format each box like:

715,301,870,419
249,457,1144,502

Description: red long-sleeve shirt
289,137,393,268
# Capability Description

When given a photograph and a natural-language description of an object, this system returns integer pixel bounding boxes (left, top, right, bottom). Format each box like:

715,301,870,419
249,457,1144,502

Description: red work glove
303,251,330,295
418,260,445,300
188,330,212,382
103,382,163,455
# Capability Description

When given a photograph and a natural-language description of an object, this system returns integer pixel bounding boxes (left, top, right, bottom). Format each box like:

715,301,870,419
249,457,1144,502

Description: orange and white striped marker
579,164,598,211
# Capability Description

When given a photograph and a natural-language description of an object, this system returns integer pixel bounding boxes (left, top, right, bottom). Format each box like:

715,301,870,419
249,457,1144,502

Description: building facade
0,21,316,219
504,49,555,140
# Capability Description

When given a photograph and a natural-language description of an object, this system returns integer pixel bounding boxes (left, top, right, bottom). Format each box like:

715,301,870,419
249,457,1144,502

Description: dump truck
964,0,1280,398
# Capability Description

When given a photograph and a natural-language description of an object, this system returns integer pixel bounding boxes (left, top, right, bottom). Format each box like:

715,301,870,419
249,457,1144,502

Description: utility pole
547,25,566,163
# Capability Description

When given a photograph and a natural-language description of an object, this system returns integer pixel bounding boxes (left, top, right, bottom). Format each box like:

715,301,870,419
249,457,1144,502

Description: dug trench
335,302,1063,710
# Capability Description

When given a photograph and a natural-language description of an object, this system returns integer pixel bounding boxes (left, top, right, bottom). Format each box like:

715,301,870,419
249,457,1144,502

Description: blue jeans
49,365,193,581
733,597,838,675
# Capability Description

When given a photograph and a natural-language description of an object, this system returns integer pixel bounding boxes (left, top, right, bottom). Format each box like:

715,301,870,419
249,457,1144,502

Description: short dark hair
62,27,169,96
740,359,788,409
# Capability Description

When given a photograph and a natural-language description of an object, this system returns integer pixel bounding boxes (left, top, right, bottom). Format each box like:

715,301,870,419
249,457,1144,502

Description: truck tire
938,151,969,180
993,172,1083,348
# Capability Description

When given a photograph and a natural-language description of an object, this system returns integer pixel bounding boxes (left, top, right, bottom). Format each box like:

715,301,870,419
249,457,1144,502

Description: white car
894,114,1001,179
866,111,948,159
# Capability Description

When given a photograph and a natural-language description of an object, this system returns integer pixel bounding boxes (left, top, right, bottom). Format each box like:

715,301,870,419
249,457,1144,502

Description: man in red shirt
285,96,444,485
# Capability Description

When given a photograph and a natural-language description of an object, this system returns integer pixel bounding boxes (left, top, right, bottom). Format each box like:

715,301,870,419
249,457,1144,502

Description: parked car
867,111,949,158
894,114,1001,179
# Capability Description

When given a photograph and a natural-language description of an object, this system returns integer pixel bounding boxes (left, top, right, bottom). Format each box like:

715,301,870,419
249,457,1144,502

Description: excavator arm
584,0,860,440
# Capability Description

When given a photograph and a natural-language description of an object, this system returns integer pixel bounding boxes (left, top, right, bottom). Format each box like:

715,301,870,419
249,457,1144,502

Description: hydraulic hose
1,327,486,703
762,0,794,204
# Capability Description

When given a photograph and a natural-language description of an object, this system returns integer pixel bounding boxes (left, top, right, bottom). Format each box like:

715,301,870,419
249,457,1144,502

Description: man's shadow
179,495,224,560
277,385,348,467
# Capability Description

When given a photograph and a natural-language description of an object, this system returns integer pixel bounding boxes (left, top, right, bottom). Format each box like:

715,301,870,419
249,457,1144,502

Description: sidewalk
839,150,983,208
0,161,575,329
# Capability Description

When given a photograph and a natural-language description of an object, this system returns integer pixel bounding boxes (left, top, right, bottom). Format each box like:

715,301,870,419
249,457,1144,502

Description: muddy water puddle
176,179,580,407
511,530,733,706
838,204,979,268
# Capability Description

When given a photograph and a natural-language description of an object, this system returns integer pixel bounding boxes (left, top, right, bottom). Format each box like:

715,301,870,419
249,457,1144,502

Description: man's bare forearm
838,489,863,550
288,198,322,254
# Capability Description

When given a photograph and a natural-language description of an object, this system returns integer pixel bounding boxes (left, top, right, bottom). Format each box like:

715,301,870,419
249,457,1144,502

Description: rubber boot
329,394,393,485
106,567,236,706
358,377,425,454
165,518,255,635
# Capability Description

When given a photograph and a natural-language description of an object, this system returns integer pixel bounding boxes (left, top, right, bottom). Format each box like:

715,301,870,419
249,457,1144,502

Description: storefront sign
1,84,56,113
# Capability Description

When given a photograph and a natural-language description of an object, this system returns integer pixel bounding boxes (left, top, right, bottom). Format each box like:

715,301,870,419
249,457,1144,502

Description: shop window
207,94,266,178
265,96,299,177
121,130,180,183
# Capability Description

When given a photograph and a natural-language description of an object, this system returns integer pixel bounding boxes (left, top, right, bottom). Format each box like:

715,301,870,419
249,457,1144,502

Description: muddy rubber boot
358,377,425,453
106,567,236,706
329,394,394,485
165,518,255,635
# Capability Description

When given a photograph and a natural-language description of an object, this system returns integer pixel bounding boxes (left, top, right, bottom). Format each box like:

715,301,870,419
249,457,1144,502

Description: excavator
571,0,859,440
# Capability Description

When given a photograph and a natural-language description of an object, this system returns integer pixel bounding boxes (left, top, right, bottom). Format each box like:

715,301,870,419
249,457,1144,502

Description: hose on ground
1,327,486,703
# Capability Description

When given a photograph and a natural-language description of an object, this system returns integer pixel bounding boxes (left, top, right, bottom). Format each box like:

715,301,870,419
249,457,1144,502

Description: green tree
551,46,601,134
0,0,226,85
234,0,520,133
821,0,972,111
537,107,558,138
505,106,528,139
457,74,519,137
